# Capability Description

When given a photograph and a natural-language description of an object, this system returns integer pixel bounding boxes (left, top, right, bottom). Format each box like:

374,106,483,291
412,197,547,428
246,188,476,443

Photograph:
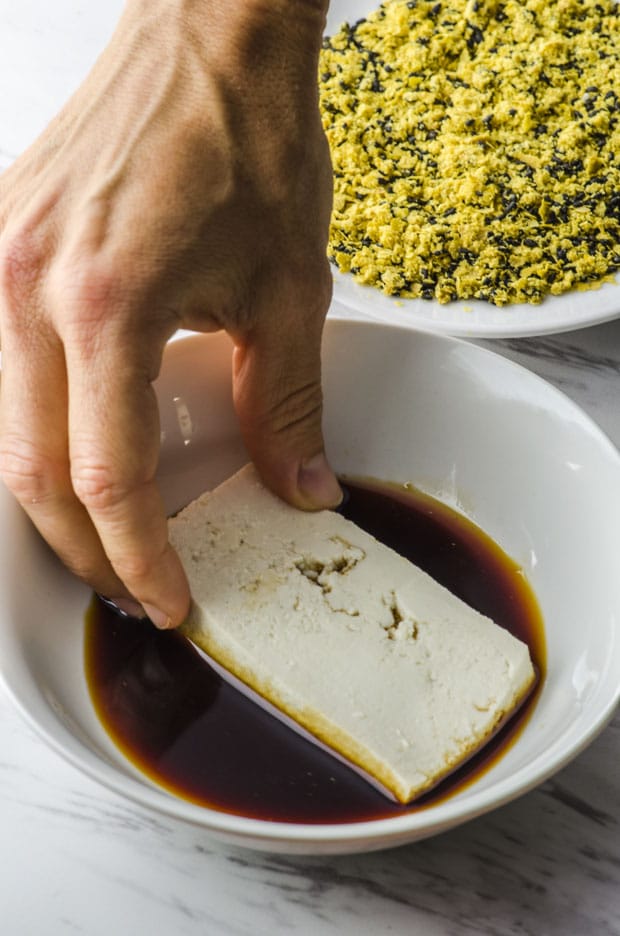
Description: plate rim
331,272,620,339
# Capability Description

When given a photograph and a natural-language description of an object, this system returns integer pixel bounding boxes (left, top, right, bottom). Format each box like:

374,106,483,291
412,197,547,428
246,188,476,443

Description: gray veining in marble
1,689,619,935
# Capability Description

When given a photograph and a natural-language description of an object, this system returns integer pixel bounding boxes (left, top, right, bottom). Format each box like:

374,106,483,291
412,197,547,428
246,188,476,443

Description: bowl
1,314,619,854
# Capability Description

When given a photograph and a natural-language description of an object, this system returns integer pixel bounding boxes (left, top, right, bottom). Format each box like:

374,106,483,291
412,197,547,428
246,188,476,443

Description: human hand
0,0,339,629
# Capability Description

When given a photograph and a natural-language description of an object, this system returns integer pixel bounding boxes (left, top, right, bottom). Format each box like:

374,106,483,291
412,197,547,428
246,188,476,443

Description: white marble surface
1,3,619,934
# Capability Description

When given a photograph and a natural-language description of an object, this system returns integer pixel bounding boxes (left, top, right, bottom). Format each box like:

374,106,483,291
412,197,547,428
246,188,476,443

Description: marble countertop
1,3,619,934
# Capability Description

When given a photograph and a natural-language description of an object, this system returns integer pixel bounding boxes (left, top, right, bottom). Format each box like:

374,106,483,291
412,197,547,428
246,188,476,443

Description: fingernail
102,596,146,619
298,452,343,508
333,482,351,515
142,602,173,630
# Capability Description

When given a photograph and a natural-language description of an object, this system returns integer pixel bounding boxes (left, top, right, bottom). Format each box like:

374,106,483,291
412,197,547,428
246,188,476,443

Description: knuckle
70,457,129,514
47,255,126,339
266,380,324,438
0,438,60,504
0,226,46,302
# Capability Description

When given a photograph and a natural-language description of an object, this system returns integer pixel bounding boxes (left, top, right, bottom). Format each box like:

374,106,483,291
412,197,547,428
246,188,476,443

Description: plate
331,269,620,338
0,319,619,854
324,0,620,338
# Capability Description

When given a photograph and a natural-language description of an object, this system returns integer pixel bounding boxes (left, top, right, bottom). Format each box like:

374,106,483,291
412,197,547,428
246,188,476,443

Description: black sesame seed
466,23,484,50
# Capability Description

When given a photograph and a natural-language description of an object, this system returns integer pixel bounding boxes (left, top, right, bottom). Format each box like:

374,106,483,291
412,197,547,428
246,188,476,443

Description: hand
0,0,340,628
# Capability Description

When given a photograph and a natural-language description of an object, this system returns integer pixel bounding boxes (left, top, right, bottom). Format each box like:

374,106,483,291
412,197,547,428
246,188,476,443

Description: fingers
0,224,140,606
232,263,342,511
62,321,190,629
0,321,132,604
0,243,188,627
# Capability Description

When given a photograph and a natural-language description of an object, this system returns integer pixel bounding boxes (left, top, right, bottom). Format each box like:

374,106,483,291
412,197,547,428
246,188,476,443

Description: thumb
231,292,342,511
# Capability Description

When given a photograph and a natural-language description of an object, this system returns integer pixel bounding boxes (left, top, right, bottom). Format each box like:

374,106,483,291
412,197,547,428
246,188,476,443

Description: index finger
63,323,190,629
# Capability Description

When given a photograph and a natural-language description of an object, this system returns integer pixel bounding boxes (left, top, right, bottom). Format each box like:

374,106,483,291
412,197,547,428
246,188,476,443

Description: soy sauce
85,479,545,824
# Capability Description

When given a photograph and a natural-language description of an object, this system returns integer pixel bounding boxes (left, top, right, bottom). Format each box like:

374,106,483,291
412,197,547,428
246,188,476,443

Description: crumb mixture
319,0,620,305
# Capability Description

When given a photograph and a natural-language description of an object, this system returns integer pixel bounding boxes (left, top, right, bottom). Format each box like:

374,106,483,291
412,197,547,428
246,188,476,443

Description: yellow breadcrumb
319,0,620,305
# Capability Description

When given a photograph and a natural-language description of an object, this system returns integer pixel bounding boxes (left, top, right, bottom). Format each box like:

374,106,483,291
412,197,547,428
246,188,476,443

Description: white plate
324,0,620,338
331,268,620,338
1,319,619,854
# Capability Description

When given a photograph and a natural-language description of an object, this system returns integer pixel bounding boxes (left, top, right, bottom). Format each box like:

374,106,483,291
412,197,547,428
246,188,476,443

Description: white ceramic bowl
1,316,619,854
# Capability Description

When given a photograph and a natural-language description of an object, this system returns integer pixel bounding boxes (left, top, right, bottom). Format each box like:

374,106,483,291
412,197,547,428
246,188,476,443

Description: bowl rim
3,673,617,845
1,319,619,847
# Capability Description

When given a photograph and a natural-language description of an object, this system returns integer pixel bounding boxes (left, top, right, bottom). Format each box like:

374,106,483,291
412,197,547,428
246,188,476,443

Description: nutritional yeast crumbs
319,0,620,305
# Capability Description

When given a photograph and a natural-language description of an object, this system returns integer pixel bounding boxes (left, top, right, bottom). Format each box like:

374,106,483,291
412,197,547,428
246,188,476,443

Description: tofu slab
170,464,536,804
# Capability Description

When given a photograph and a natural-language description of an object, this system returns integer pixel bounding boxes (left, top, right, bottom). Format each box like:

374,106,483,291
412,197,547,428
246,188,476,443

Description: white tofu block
170,464,536,804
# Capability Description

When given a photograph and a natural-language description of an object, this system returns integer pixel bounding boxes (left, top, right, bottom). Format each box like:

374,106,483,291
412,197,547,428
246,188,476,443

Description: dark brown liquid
85,479,545,824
